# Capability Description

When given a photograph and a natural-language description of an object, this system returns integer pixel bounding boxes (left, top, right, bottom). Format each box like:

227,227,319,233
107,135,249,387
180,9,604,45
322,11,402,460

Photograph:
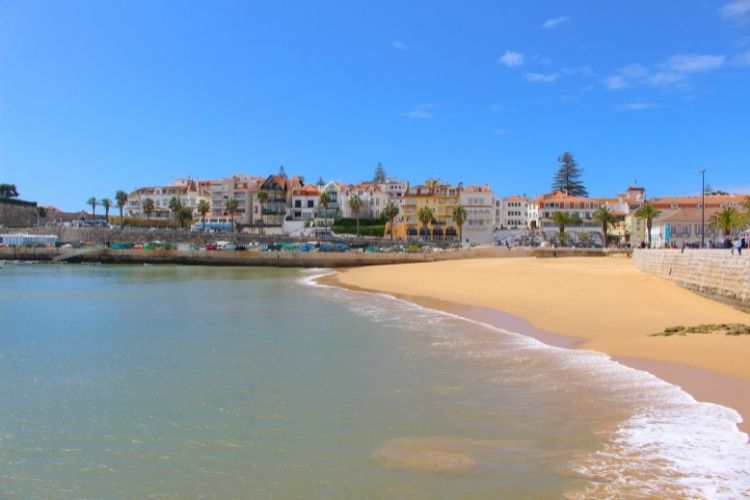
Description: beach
332,256,750,433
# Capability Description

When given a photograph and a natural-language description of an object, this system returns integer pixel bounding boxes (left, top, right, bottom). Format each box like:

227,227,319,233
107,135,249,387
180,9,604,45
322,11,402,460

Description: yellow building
392,179,461,240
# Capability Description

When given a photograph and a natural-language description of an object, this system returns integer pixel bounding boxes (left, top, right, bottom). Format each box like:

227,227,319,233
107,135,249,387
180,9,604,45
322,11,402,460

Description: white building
209,175,264,225
380,178,408,204
126,178,210,220
501,195,528,229
460,185,496,243
340,183,389,219
290,184,320,221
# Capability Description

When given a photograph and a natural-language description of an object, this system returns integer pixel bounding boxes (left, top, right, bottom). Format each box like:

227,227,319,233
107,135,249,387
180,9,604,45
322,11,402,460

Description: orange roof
292,185,321,196
504,194,528,202
532,191,598,205
654,207,722,223
650,194,747,208
464,184,492,193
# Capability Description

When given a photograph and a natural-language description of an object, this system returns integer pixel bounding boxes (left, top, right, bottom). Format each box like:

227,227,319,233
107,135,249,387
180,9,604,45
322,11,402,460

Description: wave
300,272,750,498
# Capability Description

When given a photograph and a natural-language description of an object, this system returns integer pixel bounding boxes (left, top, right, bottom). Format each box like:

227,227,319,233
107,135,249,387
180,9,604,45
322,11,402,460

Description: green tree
417,205,434,241
142,198,155,221
452,206,466,243
382,201,399,240
278,165,287,179
373,162,386,183
318,192,331,233
550,212,582,246
256,190,269,235
196,199,210,231
0,183,19,198
101,198,112,222
709,207,746,237
168,197,183,228
348,195,363,236
87,197,98,219
577,231,592,247
634,202,662,247
177,206,193,229
552,152,588,197
316,176,325,186
116,190,128,223
225,197,239,233
592,206,618,246
37,206,47,226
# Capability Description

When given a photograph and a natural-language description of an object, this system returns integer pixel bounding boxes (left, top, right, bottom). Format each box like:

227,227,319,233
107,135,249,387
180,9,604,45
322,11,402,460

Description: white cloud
392,41,423,51
604,75,627,90
524,72,558,83
542,16,570,29
499,50,524,67
619,64,649,79
617,102,659,111
603,54,726,91
561,65,596,77
666,54,725,73
403,103,441,119
733,51,750,66
649,71,688,86
720,0,750,21
404,109,432,119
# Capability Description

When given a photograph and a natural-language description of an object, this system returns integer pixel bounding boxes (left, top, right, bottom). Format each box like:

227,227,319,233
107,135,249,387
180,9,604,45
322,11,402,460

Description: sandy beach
332,257,750,433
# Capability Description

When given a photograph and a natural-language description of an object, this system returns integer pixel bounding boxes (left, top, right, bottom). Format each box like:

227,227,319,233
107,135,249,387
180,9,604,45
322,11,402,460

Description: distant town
2,153,749,249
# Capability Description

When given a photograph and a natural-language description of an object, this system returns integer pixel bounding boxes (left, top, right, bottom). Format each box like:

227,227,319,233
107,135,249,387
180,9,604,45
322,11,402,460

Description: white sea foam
301,272,750,498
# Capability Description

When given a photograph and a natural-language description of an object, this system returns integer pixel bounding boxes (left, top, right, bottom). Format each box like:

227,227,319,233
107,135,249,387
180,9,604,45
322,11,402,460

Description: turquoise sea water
1,264,749,498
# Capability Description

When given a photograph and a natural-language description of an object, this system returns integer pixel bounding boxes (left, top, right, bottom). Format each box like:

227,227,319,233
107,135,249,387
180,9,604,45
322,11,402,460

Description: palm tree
709,207,746,237
226,197,239,233
319,192,331,234
634,202,662,248
348,195,363,236
383,202,399,240
87,197,98,220
116,190,128,225
177,206,193,229
142,198,155,221
592,206,617,247
168,197,183,228
417,205,434,241
577,231,592,248
452,206,467,243
196,199,210,231
550,212,581,246
256,191,269,235
101,198,112,222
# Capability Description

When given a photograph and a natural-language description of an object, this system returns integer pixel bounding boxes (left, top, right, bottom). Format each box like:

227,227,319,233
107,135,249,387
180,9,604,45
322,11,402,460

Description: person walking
735,237,743,256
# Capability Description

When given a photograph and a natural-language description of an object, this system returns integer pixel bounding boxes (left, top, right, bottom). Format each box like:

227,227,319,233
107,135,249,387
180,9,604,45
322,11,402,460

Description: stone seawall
0,203,38,227
632,249,750,312
0,246,531,267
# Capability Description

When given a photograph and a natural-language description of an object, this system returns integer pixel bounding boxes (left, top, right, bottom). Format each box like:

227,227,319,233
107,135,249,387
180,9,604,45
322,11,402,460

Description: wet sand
326,257,750,434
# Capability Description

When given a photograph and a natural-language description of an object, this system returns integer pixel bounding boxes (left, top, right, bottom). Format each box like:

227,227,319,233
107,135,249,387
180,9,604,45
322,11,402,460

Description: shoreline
323,260,750,436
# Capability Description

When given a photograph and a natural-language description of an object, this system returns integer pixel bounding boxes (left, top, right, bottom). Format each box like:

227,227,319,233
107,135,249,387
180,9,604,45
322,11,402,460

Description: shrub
332,225,385,237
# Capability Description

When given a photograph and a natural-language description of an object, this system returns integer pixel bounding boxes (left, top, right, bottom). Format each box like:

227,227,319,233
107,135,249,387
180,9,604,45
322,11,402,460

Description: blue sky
1,0,749,211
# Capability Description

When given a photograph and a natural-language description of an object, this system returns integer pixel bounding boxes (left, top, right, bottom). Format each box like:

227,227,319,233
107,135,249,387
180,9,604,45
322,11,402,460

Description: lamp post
700,169,706,248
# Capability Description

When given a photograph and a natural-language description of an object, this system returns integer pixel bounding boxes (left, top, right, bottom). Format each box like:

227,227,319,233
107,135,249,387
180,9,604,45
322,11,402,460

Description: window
307,200,314,208
295,200,302,208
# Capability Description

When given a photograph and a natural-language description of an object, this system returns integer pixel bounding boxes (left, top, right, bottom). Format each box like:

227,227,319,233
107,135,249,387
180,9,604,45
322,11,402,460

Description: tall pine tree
373,162,386,183
552,152,588,197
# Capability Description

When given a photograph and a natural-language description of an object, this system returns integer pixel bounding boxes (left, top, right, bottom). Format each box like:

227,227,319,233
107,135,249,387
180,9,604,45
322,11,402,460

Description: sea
0,264,748,498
